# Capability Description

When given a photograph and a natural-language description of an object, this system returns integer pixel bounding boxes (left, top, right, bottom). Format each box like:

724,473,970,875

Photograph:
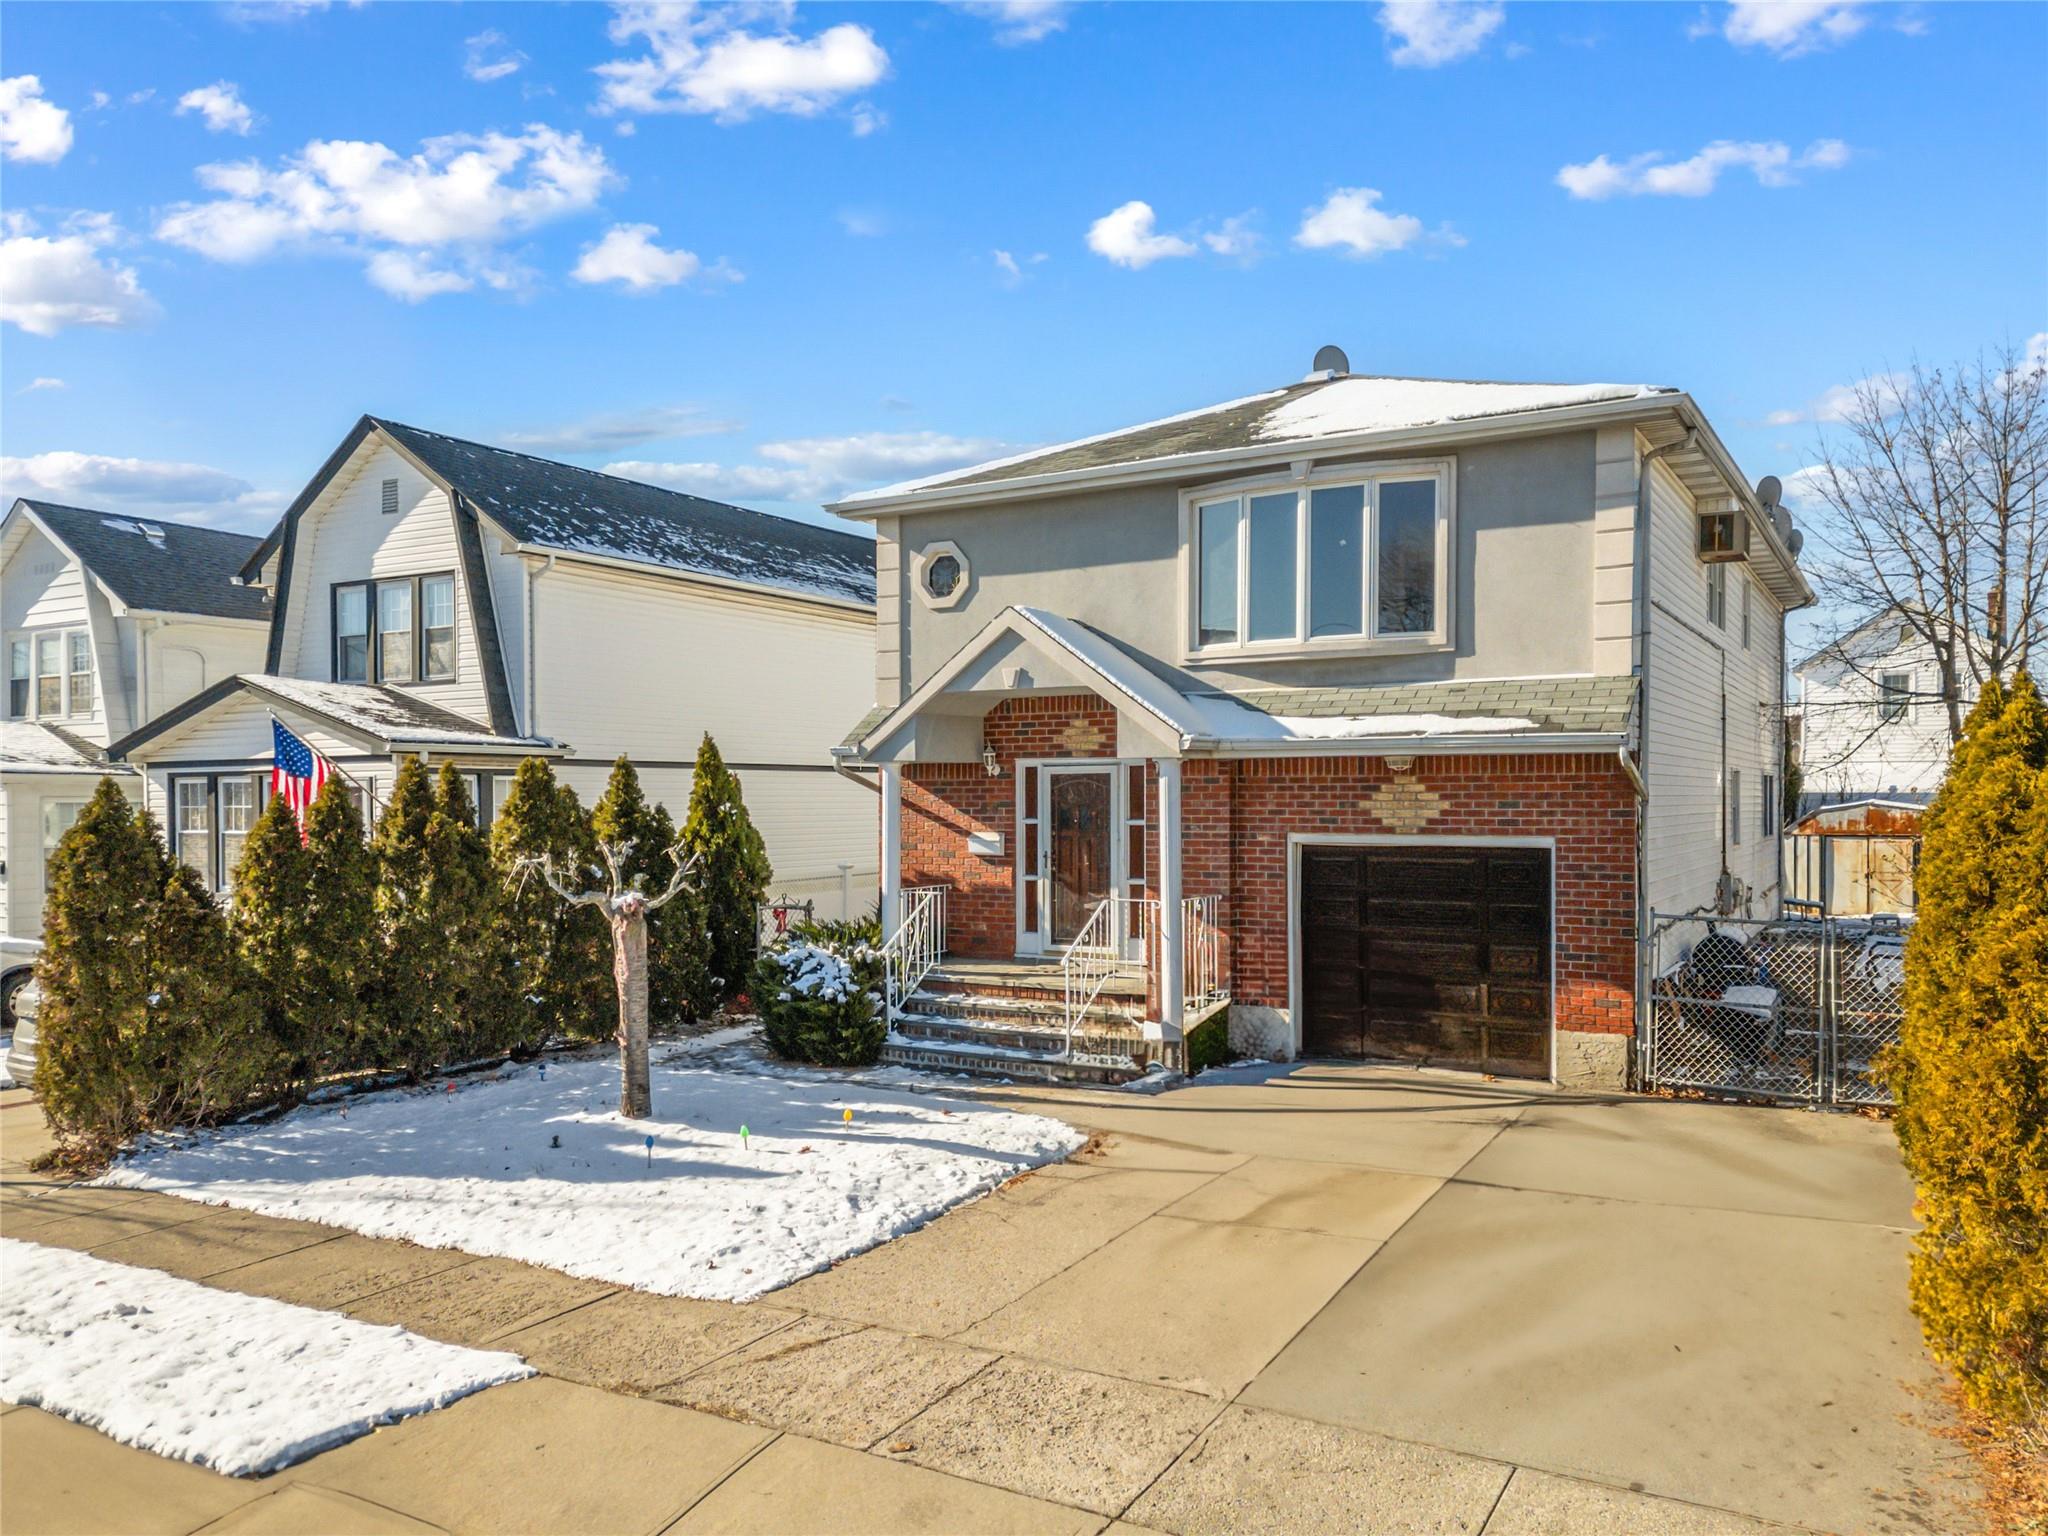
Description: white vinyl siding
1643,456,1785,918
532,561,878,915
1794,627,1962,801
275,442,492,727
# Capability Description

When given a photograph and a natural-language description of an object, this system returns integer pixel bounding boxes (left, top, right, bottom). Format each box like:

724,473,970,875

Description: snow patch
0,1239,531,1476
100,1055,1084,1303
1251,377,1666,444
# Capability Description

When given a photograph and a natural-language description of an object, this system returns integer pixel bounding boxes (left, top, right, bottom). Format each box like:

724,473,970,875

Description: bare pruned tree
515,839,699,1118
1800,338,2047,743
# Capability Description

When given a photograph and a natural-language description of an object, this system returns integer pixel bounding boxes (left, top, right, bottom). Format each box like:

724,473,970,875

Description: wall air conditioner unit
1697,507,1750,563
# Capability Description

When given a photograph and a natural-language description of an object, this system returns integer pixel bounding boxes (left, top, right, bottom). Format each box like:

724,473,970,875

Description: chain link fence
1643,913,1908,1106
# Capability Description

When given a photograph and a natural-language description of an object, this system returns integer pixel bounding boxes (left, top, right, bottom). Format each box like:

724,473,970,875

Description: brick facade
901,693,1639,1049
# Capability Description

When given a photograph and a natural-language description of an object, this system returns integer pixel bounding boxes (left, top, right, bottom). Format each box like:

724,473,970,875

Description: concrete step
905,988,1143,1031
880,1032,1148,1087
893,1011,1145,1062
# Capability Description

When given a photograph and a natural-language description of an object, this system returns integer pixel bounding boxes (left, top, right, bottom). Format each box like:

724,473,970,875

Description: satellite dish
1772,505,1794,542
1787,529,1805,558
1755,474,1783,507
1312,344,1350,377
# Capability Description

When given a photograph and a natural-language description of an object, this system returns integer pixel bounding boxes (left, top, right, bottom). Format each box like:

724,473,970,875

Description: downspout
525,553,554,738
834,760,880,794
1631,429,1694,1083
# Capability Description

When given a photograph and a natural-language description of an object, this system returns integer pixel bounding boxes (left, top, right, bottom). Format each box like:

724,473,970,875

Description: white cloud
1293,187,1425,258
502,406,741,454
947,1,1073,44
1202,213,1262,262
1557,138,1850,199
838,207,886,238
850,103,886,137
1086,200,1196,270
1716,1,1872,56
19,377,67,393
571,223,703,292
0,75,75,164
156,124,617,299
597,2,889,124
607,430,1014,505
1767,371,1908,426
176,81,257,135
0,213,157,337
0,450,281,525
465,30,528,83
1376,1,1504,66
992,248,1047,287
222,0,363,23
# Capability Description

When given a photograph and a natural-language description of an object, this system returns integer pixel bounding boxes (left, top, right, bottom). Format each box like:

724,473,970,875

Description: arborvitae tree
144,854,269,1133
491,757,610,1049
1889,671,2048,1424
33,779,168,1150
369,757,440,1076
35,781,268,1157
592,756,709,1022
682,733,772,1005
426,764,518,1061
300,778,376,1075
232,795,316,1086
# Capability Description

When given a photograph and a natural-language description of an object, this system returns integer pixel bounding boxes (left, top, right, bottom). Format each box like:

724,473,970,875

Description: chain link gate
1643,913,1907,1106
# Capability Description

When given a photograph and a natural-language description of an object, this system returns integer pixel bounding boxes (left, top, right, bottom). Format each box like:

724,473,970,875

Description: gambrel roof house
109,416,880,938
832,352,1811,1090
3,500,272,1019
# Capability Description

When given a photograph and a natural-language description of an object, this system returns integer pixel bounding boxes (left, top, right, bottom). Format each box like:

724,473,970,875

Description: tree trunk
611,894,652,1119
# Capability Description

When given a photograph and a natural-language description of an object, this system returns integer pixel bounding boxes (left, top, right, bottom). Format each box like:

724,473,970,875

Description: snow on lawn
0,1239,531,1476
99,1055,1086,1303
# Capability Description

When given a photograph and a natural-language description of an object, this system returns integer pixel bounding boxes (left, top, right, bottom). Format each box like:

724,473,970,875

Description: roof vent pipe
1311,344,1350,379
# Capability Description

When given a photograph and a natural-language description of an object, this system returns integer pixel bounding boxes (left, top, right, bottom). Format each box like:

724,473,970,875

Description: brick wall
900,699,1638,1039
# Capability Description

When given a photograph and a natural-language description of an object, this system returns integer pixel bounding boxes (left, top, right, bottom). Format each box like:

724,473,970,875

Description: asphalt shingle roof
1224,675,1639,736
19,501,270,622
373,420,877,606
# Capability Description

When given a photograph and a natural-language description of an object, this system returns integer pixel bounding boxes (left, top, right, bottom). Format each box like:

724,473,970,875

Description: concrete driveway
0,1066,1977,1536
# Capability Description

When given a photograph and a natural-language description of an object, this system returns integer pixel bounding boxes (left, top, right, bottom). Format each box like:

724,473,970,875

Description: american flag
272,718,332,839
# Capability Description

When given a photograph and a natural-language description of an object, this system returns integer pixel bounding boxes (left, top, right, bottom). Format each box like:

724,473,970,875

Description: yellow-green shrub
1888,672,2048,1426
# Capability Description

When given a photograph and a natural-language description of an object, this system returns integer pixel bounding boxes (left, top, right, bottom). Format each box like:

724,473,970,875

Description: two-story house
831,350,1810,1089
3,500,272,1026
1792,603,1966,813
109,416,880,946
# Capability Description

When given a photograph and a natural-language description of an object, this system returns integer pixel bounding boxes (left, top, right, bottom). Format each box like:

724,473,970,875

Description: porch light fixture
981,745,1001,776
1385,754,1415,774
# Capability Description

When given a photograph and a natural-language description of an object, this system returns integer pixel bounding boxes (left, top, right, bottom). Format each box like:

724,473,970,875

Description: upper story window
913,540,971,610
1740,576,1752,649
5,628,94,720
1185,461,1453,659
334,573,455,686
1878,670,1912,722
1707,562,1727,629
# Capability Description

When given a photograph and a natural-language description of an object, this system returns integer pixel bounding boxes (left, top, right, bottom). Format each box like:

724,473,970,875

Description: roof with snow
835,605,1636,760
10,500,270,622
837,374,1676,510
1,721,131,777
110,674,564,761
339,420,874,605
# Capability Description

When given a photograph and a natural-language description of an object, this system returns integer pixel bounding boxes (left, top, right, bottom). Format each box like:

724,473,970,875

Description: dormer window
333,573,455,685
1184,460,1453,659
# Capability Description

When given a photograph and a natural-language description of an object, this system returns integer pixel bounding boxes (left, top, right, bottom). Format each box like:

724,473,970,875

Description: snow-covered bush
753,918,886,1067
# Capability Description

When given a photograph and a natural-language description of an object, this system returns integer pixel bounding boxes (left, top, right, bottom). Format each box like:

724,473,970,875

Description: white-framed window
422,575,457,681
42,798,87,854
1730,769,1743,846
170,772,268,894
67,632,93,715
1123,763,1147,907
1740,576,1751,649
1707,562,1727,629
1184,460,1453,659
35,633,62,715
7,638,27,717
1879,671,1912,723
912,541,970,610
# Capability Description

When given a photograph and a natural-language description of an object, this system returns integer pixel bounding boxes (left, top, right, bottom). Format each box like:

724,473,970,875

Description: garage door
1300,845,1551,1076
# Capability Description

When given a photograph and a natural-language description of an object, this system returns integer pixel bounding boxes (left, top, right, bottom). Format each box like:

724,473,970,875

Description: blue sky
3,0,2043,622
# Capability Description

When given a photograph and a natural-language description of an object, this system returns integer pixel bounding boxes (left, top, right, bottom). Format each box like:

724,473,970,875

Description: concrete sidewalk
0,1068,1977,1536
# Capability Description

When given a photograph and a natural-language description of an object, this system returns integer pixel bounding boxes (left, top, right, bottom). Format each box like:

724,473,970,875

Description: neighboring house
831,352,1811,1089
1792,605,1966,814
109,417,879,934
2,500,272,1022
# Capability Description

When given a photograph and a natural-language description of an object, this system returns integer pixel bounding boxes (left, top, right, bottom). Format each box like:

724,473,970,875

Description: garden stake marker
740,1124,750,1151
843,1107,854,1125
644,1134,655,1167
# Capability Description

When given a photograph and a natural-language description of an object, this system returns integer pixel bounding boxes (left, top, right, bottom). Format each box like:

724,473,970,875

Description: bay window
1187,462,1452,657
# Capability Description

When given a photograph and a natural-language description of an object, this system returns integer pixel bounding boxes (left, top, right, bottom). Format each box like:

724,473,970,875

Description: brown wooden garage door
1300,845,1551,1076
